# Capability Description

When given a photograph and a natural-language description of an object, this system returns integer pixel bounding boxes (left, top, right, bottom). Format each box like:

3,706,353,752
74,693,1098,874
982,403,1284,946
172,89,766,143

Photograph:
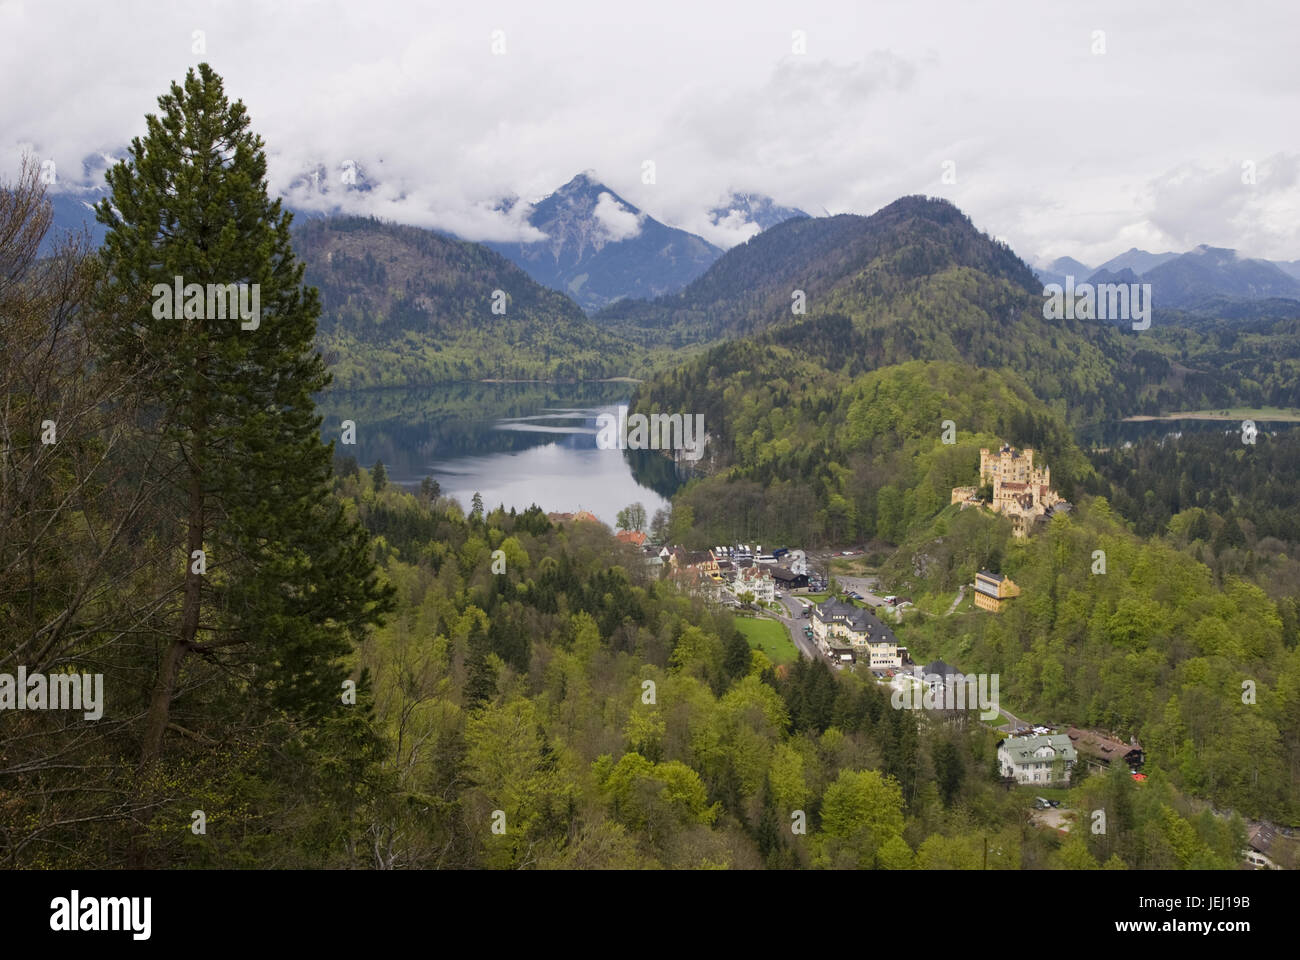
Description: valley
8,56,1299,879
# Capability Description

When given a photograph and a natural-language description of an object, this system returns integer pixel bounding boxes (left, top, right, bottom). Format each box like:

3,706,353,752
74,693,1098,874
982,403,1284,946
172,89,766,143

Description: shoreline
1122,410,1300,423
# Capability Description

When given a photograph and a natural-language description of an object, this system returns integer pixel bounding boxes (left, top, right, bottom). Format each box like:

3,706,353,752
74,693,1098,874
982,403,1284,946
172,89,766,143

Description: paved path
945,584,966,616
769,597,821,662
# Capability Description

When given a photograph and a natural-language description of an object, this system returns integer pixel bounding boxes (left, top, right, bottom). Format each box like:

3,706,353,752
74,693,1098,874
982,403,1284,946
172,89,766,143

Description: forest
3,63,1296,872
295,215,639,387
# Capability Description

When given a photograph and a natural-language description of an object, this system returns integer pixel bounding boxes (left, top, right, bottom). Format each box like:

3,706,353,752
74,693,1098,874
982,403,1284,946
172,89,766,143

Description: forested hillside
296,216,637,386
637,359,1090,546
876,500,1300,824
310,470,1270,868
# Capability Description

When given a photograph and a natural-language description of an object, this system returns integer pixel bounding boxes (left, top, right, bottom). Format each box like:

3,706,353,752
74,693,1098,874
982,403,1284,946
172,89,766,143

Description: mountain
1033,256,1092,289
40,190,109,254
625,197,1300,547
599,195,1087,350
294,215,635,387
1041,245,1300,312
621,196,1160,428
279,162,377,223
708,192,809,232
1270,259,1300,282
1090,247,1179,277
486,172,722,312
1085,266,1142,287
1138,245,1300,309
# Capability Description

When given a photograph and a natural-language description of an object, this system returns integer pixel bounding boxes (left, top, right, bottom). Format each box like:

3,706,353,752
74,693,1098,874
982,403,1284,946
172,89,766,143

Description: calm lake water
317,383,676,527
1075,417,1300,448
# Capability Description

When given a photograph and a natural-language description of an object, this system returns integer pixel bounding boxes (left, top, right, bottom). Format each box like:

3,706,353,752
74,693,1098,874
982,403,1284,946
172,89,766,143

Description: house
771,566,809,590
812,598,901,669
615,529,647,546
1065,726,1144,772
922,659,962,695
672,567,726,602
731,564,775,603
1245,824,1281,870
997,733,1077,784
974,570,1019,612
951,443,1063,537
669,550,718,577
828,644,856,665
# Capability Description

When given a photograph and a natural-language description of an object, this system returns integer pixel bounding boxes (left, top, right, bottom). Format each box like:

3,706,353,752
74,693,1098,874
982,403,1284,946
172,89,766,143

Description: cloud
592,192,642,242
695,208,761,248
1145,154,1300,258
2,0,1297,262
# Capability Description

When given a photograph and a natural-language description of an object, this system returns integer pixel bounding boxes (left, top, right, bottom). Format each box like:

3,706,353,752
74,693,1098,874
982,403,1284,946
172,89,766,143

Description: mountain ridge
485,172,723,312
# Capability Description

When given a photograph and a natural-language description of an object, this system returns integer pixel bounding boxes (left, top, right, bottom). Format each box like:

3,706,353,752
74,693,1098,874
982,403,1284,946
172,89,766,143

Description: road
772,596,823,662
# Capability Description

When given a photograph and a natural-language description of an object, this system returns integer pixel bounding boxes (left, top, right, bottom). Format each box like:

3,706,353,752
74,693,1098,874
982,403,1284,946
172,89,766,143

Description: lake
1075,416,1300,448
316,382,676,526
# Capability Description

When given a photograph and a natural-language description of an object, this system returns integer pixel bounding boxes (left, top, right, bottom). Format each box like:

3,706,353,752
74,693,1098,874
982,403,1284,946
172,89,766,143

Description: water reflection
317,383,679,526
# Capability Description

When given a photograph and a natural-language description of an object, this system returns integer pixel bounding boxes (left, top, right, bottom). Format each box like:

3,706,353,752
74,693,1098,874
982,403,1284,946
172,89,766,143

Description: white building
730,564,775,603
997,733,1077,785
812,598,901,669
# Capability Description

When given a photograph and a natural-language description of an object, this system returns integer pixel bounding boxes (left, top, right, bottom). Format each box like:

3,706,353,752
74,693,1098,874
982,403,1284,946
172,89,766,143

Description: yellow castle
951,444,1063,537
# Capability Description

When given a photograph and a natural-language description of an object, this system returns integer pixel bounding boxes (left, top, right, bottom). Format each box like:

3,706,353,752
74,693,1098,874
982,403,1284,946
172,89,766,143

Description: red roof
1131,773,1147,782
615,530,647,546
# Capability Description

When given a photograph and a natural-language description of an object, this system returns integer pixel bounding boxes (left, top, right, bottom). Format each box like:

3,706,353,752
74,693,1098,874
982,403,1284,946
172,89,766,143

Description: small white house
997,733,1077,784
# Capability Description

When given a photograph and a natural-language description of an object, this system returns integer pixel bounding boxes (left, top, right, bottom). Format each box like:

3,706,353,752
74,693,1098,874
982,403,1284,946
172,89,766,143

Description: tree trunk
139,414,205,765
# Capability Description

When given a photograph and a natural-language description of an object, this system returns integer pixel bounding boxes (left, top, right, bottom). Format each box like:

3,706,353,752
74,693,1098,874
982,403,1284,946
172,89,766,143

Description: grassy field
1122,407,1300,422
1016,784,1074,804
829,557,875,575
734,616,799,665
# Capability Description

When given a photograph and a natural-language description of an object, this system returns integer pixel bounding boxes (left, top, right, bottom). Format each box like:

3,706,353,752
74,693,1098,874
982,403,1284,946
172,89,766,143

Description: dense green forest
1084,429,1300,621
873,499,1300,824
211,469,1271,868
639,358,1091,547
296,216,640,386
1134,317,1300,412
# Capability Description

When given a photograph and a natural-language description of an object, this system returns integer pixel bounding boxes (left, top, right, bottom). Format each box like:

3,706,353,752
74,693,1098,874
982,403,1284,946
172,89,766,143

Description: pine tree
372,459,387,493
94,64,394,765
464,618,498,708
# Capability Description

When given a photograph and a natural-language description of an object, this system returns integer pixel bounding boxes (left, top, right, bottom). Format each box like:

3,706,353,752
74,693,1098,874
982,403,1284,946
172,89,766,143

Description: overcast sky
4,0,1298,265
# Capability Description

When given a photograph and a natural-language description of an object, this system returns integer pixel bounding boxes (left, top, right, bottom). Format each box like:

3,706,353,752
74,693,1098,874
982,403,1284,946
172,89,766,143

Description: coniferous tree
464,618,498,708
94,63,394,765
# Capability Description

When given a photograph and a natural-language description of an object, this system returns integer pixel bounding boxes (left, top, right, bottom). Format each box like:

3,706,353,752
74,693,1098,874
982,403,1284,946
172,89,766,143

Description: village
562,442,1292,870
